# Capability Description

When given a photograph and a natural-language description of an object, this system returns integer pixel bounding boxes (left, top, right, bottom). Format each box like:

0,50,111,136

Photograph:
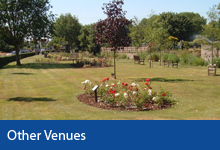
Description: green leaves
0,0,54,65
54,13,81,48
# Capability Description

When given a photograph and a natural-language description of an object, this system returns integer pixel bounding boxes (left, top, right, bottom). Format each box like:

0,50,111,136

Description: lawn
0,55,219,120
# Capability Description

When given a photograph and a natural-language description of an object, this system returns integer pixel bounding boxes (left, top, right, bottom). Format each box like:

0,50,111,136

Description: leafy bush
101,52,118,58
213,58,220,68
137,52,148,60
162,53,169,60
189,57,205,66
149,52,160,61
168,53,180,63
81,78,175,110
180,52,192,64
118,54,128,59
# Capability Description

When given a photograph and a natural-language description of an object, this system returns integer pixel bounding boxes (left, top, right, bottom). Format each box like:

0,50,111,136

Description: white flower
148,89,152,96
82,80,91,84
131,83,139,87
152,97,156,101
131,83,136,86
133,91,137,95
124,93,128,99
115,93,120,97
106,84,109,87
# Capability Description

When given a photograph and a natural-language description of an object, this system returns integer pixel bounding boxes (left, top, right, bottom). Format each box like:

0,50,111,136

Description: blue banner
0,121,219,150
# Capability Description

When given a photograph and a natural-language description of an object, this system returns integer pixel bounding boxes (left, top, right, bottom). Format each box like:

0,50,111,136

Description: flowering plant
81,78,175,110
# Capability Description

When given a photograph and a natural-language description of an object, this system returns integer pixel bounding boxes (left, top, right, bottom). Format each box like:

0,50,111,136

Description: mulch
78,93,173,111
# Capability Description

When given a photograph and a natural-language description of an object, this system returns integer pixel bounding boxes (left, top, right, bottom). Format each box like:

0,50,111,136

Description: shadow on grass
7,97,57,102
3,63,73,70
12,73,34,75
131,77,195,83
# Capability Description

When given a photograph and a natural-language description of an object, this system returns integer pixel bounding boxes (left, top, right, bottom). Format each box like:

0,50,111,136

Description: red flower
113,95,115,98
162,93,166,97
145,104,148,107
146,79,150,82
149,87,152,89
106,78,109,81
141,80,144,82
83,86,86,90
136,88,139,91
145,82,149,85
139,97,142,100
111,90,116,94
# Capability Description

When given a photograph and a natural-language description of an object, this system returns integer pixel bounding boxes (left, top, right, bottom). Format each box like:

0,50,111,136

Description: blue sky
50,0,220,25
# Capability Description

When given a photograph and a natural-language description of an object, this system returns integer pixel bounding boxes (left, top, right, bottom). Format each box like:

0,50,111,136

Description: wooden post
95,90,98,102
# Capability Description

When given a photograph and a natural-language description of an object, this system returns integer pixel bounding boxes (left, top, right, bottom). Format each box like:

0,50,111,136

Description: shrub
168,53,180,63
180,52,192,64
149,52,160,61
213,58,220,68
137,52,148,60
190,57,205,66
0,52,35,68
81,78,175,110
162,53,169,60
118,54,128,59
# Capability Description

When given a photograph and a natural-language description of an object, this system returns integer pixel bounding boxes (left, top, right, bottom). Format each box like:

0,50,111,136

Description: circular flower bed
78,78,176,111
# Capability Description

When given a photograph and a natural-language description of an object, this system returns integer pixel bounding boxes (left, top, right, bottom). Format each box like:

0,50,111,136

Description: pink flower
148,89,152,96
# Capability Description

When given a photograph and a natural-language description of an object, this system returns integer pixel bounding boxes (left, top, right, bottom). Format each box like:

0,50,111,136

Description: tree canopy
0,0,54,65
54,13,81,52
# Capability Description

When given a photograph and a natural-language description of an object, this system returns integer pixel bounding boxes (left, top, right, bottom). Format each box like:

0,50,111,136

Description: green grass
0,55,220,120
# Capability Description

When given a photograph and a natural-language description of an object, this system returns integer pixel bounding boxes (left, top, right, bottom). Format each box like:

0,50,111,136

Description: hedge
0,52,35,68
0,50,59,68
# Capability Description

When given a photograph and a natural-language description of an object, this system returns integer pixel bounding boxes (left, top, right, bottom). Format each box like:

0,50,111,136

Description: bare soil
78,94,173,111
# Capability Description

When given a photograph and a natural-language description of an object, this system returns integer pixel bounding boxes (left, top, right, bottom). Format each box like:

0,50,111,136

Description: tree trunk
114,47,116,79
212,42,214,65
66,44,70,53
15,45,21,66
160,50,162,66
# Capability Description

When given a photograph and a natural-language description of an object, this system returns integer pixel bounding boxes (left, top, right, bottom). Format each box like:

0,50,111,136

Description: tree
149,27,170,65
78,24,101,54
54,13,81,53
199,4,220,65
95,0,132,79
0,0,54,65
129,17,146,59
179,12,206,39
157,12,206,41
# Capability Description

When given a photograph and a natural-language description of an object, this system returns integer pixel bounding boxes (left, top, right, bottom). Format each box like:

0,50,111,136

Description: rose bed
78,93,173,111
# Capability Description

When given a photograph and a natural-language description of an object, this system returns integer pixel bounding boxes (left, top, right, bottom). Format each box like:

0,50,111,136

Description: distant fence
101,46,148,53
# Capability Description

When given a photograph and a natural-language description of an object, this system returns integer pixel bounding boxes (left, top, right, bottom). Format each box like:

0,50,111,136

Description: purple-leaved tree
95,0,132,79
